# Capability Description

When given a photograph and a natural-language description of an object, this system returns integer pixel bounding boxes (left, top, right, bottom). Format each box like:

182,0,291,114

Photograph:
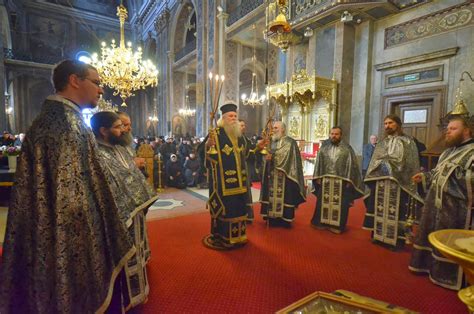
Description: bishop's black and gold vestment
204,127,250,249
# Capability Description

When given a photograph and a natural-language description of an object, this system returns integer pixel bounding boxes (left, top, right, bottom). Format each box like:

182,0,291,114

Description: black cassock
204,127,250,249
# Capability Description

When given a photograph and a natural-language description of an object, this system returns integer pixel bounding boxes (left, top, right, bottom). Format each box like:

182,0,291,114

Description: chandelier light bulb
241,93,247,100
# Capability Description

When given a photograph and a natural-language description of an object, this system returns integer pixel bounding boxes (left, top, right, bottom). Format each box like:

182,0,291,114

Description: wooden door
393,101,436,149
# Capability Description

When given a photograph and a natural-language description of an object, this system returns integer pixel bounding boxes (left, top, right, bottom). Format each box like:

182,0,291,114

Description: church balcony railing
175,39,196,62
3,48,64,65
227,0,264,27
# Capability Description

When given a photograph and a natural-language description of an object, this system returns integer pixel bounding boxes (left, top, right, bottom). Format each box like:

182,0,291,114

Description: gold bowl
429,229,474,312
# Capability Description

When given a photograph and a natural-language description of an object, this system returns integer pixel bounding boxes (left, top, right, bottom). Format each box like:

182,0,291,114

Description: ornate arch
0,5,12,48
169,0,197,56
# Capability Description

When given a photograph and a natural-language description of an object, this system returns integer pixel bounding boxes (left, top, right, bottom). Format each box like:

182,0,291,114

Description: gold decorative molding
268,69,338,142
385,2,474,49
267,69,337,109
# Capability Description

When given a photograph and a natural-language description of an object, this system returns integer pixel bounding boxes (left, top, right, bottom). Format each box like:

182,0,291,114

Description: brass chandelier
91,3,158,106
266,0,300,53
179,69,196,117
241,25,266,107
179,95,196,117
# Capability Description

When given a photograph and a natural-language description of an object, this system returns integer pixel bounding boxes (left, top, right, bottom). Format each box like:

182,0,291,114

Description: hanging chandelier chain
241,24,266,107
91,4,158,106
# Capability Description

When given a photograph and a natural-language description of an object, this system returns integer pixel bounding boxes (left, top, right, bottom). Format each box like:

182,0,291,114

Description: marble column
0,71,6,134
333,22,355,141
217,11,228,106
195,0,207,137
0,10,6,132
350,20,373,155
167,51,174,136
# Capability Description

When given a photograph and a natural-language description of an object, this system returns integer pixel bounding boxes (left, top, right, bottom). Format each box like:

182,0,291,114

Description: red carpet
141,195,465,313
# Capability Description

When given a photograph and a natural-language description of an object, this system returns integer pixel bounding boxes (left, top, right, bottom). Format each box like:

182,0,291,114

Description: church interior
0,0,473,312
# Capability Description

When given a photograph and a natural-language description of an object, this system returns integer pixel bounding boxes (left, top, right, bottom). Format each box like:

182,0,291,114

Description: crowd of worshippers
0,131,25,147
0,59,472,314
129,131,265,190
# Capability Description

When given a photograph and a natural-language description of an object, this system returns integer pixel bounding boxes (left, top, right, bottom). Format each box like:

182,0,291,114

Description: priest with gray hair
202,103,265,249
260,121,306,227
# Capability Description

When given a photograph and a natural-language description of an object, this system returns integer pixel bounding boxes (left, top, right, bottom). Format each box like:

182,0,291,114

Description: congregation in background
0,59,472,313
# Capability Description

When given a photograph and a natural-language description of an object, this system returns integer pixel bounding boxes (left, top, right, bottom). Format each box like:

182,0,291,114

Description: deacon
240,119,257,222
260,121,306,227
0,60,134,313
203,103,263,249
409,117,473,290
90,111,158,309
311,127,368,233
363,114,423,249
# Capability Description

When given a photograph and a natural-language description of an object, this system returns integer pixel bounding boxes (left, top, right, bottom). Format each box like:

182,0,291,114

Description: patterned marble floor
146,186,260,221
0,187,261,243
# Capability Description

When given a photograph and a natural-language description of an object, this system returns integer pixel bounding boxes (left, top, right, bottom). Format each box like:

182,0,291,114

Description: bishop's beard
219,120,242,140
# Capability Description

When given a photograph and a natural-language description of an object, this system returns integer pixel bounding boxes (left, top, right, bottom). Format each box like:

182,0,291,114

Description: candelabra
91,3,158,106
156,154,164,193
207,72,225,155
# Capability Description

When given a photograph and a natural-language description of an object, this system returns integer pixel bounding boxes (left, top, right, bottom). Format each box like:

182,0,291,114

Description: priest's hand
412,173,423,183
257,139,268,150
206,135,216,148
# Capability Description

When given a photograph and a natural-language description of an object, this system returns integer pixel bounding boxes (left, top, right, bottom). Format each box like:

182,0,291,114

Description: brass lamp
449,71,473,117
266,0,301,53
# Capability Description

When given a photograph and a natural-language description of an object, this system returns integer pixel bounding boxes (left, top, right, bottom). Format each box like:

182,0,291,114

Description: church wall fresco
224,41,238,104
